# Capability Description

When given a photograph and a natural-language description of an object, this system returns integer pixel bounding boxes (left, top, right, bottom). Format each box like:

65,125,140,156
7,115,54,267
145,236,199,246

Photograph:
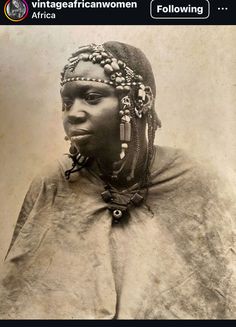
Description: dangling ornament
64,136,89,180
119,96,132,160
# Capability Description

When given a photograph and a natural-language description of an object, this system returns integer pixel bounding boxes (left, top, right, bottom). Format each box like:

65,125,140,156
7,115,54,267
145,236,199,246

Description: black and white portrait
6,0,26,20
0,26,235,319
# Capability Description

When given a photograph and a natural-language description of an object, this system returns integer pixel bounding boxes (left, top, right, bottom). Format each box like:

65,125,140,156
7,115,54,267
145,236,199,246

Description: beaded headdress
61,43,160,176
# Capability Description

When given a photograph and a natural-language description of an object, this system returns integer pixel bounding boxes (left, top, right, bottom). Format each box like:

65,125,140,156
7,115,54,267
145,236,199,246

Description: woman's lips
70,131,92,142
71,135,91,141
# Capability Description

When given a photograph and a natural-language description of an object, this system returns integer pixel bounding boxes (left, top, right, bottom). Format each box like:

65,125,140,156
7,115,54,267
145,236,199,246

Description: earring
119,96,132,159
65,135,79,156
64,135,89,179
69,145,78,156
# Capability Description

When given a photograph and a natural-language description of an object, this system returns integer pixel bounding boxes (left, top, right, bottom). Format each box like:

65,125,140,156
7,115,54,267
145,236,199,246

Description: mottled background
0,26,235,261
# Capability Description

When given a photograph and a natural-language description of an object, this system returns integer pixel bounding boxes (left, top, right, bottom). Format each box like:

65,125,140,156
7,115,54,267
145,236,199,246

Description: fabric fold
0,146,236,319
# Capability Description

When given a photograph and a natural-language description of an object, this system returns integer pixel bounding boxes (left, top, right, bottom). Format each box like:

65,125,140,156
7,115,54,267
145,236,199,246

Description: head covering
61,41,160,185
103,41,156,97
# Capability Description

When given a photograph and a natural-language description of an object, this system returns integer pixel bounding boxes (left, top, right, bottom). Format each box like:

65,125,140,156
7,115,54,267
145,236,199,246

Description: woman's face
61,60,120,160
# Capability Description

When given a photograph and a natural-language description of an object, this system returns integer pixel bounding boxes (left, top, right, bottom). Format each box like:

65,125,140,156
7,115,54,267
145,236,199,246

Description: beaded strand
61,76,142,88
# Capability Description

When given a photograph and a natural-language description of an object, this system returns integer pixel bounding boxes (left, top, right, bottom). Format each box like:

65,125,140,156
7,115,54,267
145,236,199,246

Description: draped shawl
0,146,236,319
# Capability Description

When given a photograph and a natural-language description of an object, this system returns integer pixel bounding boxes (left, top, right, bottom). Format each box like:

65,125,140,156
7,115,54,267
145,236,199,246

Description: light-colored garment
0,146,236,319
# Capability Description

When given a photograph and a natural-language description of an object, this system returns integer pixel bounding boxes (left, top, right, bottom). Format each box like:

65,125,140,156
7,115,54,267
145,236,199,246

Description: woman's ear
142,86,154,115
143,86,162,129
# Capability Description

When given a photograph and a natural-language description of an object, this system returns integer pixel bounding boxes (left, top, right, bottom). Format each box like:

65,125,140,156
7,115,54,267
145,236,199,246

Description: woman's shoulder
151,145,207,185
152,145,236,204
151,146,236,254
153,145,231,182
29,155,77,187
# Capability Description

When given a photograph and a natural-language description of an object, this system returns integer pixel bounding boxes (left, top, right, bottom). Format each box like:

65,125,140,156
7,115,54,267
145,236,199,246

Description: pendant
112,209,123,219
107,198,129,224
112,209,123,223
108,205,126,223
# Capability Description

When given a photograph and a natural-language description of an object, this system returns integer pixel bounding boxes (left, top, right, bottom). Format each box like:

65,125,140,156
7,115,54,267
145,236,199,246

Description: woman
0,42,236,319
7,0,26,20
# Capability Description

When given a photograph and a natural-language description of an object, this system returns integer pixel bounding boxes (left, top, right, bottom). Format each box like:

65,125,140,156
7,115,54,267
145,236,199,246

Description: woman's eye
85,93,103,104
62,98,74,111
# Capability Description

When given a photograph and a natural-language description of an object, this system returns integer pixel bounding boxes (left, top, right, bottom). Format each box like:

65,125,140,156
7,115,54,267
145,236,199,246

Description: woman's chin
76,144,95,158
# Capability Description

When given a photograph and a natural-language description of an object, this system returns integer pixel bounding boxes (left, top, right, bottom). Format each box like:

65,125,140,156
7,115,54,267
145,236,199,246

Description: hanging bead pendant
108,204,127,223
112,209,123,219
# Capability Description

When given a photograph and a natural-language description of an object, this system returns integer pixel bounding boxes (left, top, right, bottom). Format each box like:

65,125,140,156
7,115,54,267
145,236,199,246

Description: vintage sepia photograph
0,26,236,319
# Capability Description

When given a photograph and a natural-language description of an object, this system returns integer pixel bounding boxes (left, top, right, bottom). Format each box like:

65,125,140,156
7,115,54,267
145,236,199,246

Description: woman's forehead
64,61,108,81
61,80,116,96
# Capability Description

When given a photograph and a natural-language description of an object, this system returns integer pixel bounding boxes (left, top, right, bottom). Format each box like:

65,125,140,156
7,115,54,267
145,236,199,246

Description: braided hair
61,42,161,191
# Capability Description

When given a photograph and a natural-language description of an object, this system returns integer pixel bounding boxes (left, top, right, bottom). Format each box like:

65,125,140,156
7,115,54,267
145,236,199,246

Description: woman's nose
67,99,87,124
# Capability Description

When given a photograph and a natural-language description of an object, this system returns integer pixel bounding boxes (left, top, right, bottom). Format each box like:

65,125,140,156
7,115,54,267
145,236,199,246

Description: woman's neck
94,140,148,188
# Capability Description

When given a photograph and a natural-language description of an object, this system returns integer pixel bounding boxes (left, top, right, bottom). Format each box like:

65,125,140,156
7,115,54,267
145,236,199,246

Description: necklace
100,180,144,223
65,151,146,224
96,157,145,223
